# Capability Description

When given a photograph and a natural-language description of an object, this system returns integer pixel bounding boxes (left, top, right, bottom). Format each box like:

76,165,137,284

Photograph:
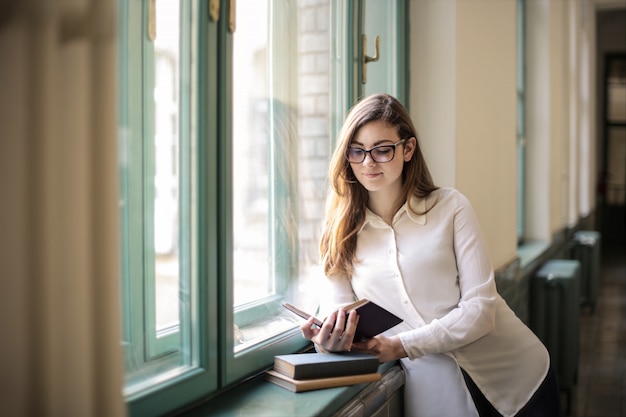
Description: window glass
232,0,332,352
153,0,182,334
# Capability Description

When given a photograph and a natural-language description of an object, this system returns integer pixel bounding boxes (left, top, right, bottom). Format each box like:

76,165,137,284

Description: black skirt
461,362,561,417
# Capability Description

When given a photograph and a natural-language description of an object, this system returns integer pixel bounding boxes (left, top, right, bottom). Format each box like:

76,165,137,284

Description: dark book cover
282,299,403,342
349,299,403,341
273,352,379,380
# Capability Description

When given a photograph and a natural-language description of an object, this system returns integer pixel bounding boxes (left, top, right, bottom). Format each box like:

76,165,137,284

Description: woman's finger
299,316,319,339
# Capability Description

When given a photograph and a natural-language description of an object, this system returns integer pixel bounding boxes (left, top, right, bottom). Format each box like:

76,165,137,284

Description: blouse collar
359,194,427,233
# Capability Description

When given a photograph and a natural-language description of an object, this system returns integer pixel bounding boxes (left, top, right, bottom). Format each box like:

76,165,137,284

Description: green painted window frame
119,1,217,415
118,0,410,415
332,0,409,140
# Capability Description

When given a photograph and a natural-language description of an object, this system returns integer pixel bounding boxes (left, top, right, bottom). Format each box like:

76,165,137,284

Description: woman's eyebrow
350,139,396,147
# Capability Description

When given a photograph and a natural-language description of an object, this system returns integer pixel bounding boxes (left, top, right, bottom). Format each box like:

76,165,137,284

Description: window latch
148,0,156,41
229,0,236,33
362,34,380,84
210,0,220,23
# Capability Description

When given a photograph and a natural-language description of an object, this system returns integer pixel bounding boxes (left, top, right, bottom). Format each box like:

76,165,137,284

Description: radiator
571,230,601,312
331,365,404,417
530,259,581,415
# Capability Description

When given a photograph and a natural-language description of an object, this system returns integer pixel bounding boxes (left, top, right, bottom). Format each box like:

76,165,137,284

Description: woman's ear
404,137,417,161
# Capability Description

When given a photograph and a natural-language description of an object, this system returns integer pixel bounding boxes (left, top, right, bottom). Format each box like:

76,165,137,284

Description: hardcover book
282,298,403,341
273,352,380,380
265,369,381,393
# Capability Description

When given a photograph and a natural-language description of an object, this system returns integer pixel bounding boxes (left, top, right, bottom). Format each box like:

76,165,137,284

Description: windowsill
517,240,551,275
179,361,400,417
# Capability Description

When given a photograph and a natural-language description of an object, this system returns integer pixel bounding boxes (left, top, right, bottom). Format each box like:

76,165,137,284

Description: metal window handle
229,0,236,33
362,34,380,84
208,0,235,32
148,0,156,41
210,0,220,22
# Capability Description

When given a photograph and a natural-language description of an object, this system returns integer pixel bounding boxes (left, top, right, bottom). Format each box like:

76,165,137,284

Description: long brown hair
320,94,438,277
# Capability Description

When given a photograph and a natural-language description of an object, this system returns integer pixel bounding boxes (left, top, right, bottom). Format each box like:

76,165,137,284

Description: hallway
570,243,626,416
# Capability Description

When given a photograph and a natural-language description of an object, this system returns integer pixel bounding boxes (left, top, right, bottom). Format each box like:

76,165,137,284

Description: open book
283,299,403,341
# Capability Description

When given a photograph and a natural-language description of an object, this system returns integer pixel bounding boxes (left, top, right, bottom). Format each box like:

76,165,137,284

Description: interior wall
455,0,518,268
524,0,601,240
548,0,568,236
409,0,518,269
580,1,597,221
410,0,604,267
525,0,553,242
409,0,457,189
565,0,598,228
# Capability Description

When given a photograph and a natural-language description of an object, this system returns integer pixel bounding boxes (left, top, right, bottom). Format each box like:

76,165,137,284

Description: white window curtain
0,1,125,416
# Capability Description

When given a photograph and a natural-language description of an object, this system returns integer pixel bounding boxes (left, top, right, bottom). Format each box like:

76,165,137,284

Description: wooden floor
567,243,626,417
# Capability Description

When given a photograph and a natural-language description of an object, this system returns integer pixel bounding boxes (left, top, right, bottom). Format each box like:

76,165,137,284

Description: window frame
119,0,409,415
118,0,185,376
120,1,217,415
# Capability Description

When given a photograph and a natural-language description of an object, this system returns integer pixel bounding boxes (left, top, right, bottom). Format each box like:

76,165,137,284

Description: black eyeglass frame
345,138,407,164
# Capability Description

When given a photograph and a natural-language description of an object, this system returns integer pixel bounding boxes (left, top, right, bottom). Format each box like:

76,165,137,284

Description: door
599,54,626,245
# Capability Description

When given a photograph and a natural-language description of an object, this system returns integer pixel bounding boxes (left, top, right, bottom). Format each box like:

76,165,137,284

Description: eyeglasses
346,139,407,164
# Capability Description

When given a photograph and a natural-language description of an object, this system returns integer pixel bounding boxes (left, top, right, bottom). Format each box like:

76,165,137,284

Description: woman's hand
299,308,359,352
350,335,407,362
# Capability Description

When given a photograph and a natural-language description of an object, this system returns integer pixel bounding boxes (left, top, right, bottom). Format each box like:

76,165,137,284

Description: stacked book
265,352,381,392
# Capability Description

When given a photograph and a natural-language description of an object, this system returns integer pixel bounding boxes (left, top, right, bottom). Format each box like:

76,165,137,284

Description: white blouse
320,188,549,417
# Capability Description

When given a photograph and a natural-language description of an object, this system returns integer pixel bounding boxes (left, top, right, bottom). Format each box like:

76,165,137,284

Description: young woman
299,94,561,417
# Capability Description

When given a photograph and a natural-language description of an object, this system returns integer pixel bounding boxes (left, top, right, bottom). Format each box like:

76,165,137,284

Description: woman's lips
362,172,381,179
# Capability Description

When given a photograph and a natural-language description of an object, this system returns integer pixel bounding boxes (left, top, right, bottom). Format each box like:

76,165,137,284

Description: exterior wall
297,0,332,268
